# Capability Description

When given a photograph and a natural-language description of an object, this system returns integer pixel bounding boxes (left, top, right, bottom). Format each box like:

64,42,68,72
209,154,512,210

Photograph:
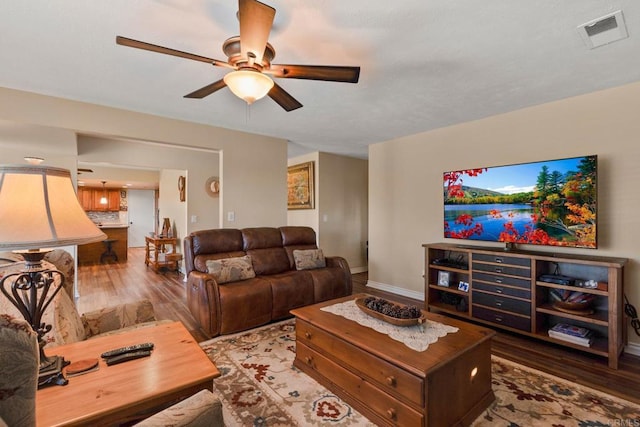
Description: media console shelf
423,243,627,369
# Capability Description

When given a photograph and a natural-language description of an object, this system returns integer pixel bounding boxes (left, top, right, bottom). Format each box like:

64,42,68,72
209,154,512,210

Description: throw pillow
293,249,326,270
206,255,256,284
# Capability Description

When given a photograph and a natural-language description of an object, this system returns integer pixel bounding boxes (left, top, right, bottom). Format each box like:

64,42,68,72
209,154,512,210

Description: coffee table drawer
297,320,424,407
296,342,424,427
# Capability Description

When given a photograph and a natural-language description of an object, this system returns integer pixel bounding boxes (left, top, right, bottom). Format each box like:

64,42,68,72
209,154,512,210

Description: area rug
200,319,640,426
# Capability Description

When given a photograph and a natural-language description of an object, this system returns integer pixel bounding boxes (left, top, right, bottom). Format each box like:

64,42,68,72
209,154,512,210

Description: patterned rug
200,319,640,426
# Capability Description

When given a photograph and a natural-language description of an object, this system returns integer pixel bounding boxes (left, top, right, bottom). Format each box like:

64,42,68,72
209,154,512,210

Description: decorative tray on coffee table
355,297,426,326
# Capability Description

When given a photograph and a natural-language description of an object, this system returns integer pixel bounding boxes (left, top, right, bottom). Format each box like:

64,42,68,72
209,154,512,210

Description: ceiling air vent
577,10,628,49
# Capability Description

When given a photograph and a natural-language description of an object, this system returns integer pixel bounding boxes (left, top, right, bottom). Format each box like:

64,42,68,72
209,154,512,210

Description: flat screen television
443,155,597,249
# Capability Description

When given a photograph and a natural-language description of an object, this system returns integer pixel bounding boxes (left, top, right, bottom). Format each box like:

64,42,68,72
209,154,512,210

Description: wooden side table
37,322,220,426
145,235,181,273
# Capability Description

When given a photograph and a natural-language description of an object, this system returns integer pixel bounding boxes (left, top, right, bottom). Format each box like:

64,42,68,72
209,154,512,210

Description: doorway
128,189,155,247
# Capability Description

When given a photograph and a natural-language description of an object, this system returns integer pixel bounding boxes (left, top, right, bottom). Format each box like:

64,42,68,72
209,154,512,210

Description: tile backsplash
86,211,120,224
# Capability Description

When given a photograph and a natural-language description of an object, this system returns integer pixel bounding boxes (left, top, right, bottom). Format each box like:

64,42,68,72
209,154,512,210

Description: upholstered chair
0,257,165,347
0,314,39,427
134,389,224,426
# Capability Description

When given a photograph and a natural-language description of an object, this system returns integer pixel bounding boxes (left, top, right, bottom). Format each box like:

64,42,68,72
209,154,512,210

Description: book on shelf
549,322,592,338
548,330,593,347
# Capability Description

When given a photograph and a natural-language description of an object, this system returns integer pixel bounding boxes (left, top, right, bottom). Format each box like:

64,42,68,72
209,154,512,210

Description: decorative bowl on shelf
550,290,595,315
355,297,426,326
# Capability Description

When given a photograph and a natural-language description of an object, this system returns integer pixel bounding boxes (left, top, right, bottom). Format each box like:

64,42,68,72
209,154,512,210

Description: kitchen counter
78,225,128,264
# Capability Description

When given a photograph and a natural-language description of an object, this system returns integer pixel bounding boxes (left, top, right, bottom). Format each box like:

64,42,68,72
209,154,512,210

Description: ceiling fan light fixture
223,69,274,104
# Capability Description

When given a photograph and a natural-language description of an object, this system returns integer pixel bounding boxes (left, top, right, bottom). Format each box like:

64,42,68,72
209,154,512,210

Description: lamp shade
0,165,106,250
223,70,274,105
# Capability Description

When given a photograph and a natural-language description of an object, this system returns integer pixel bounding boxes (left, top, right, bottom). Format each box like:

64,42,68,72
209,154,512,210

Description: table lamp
0,164,106,387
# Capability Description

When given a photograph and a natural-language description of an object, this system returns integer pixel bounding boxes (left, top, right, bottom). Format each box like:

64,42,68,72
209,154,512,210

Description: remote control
101,342,154,359
105,350,152,366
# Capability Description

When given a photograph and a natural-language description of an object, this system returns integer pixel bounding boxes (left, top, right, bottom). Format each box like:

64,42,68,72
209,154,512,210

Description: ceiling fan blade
268,83,302,112
116,36,230,67
184,79,227,99
239,0,275,65
269,64,360,83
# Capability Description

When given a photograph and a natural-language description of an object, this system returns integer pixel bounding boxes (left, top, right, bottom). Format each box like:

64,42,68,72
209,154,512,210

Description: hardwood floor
78,248,640,405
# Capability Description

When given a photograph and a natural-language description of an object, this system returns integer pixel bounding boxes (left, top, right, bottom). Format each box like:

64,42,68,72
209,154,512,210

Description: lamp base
38,354,69,388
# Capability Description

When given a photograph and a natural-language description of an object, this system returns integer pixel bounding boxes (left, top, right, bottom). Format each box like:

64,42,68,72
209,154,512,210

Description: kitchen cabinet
78,187,120,211
78,226,128,264
77,187,93,211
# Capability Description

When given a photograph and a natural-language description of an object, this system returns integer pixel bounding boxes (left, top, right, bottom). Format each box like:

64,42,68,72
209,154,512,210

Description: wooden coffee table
291,294,496,427
37,321,220,426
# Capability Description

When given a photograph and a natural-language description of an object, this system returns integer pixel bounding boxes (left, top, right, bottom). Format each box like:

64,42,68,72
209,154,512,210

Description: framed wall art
287,161,315,210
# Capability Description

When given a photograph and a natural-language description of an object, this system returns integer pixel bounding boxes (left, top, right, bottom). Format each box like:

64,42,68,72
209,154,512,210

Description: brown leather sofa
184,226,352,338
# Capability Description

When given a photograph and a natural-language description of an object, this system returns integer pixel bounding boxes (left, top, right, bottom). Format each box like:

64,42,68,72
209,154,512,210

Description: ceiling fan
116,0,360,112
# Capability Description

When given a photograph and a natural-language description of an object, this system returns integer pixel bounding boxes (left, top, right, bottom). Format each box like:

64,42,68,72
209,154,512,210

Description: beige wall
369,81,640,349
77,136,220,233
158,168,187,252
0,87,288,230
318,152,368,272
288,152,369,272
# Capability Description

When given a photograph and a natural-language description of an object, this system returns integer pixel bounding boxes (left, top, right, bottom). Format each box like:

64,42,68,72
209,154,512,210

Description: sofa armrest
134,389,223,427
326,256,353,295
187,271,222,338
81,299,157,338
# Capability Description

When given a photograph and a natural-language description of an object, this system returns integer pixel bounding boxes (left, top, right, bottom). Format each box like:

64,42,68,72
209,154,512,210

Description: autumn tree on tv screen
443,155,597,249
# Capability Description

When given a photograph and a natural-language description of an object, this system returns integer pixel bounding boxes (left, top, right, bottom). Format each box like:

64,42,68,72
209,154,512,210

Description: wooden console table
424,242,627,369
37,321,220,426
145,235,182,272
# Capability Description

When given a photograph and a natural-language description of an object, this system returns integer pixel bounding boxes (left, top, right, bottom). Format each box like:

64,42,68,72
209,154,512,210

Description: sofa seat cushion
206,256,256,284
263,271,315,320
307,267,351,303
218,277,272,335
293,249,326,270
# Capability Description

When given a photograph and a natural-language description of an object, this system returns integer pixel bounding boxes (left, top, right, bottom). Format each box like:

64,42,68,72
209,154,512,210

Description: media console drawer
472,305,531,332
473,291,531,316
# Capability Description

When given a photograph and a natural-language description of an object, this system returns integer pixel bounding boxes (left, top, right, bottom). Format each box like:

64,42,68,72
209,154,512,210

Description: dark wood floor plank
78,250,640,405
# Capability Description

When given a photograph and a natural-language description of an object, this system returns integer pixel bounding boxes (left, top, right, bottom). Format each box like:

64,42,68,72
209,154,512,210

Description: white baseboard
365,280,424,302
350,266,368,274
625,341,640,356
365,279,640,358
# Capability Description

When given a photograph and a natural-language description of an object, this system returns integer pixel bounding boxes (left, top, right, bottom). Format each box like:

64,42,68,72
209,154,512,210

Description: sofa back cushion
189,229,246,273
280,226,318,270
191,229,244,256
242,227,290,275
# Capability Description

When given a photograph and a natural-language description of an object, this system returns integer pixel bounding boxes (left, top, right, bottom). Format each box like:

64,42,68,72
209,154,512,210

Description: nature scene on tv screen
443,155,597,248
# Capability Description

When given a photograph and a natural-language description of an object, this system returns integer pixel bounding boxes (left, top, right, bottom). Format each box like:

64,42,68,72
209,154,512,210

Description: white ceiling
2,1,640,159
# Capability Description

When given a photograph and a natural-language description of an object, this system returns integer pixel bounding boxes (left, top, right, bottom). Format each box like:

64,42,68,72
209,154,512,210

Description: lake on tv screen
444,203,537,241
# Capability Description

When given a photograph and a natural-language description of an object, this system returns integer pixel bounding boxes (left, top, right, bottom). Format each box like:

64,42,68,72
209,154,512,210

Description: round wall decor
205,176,220,197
